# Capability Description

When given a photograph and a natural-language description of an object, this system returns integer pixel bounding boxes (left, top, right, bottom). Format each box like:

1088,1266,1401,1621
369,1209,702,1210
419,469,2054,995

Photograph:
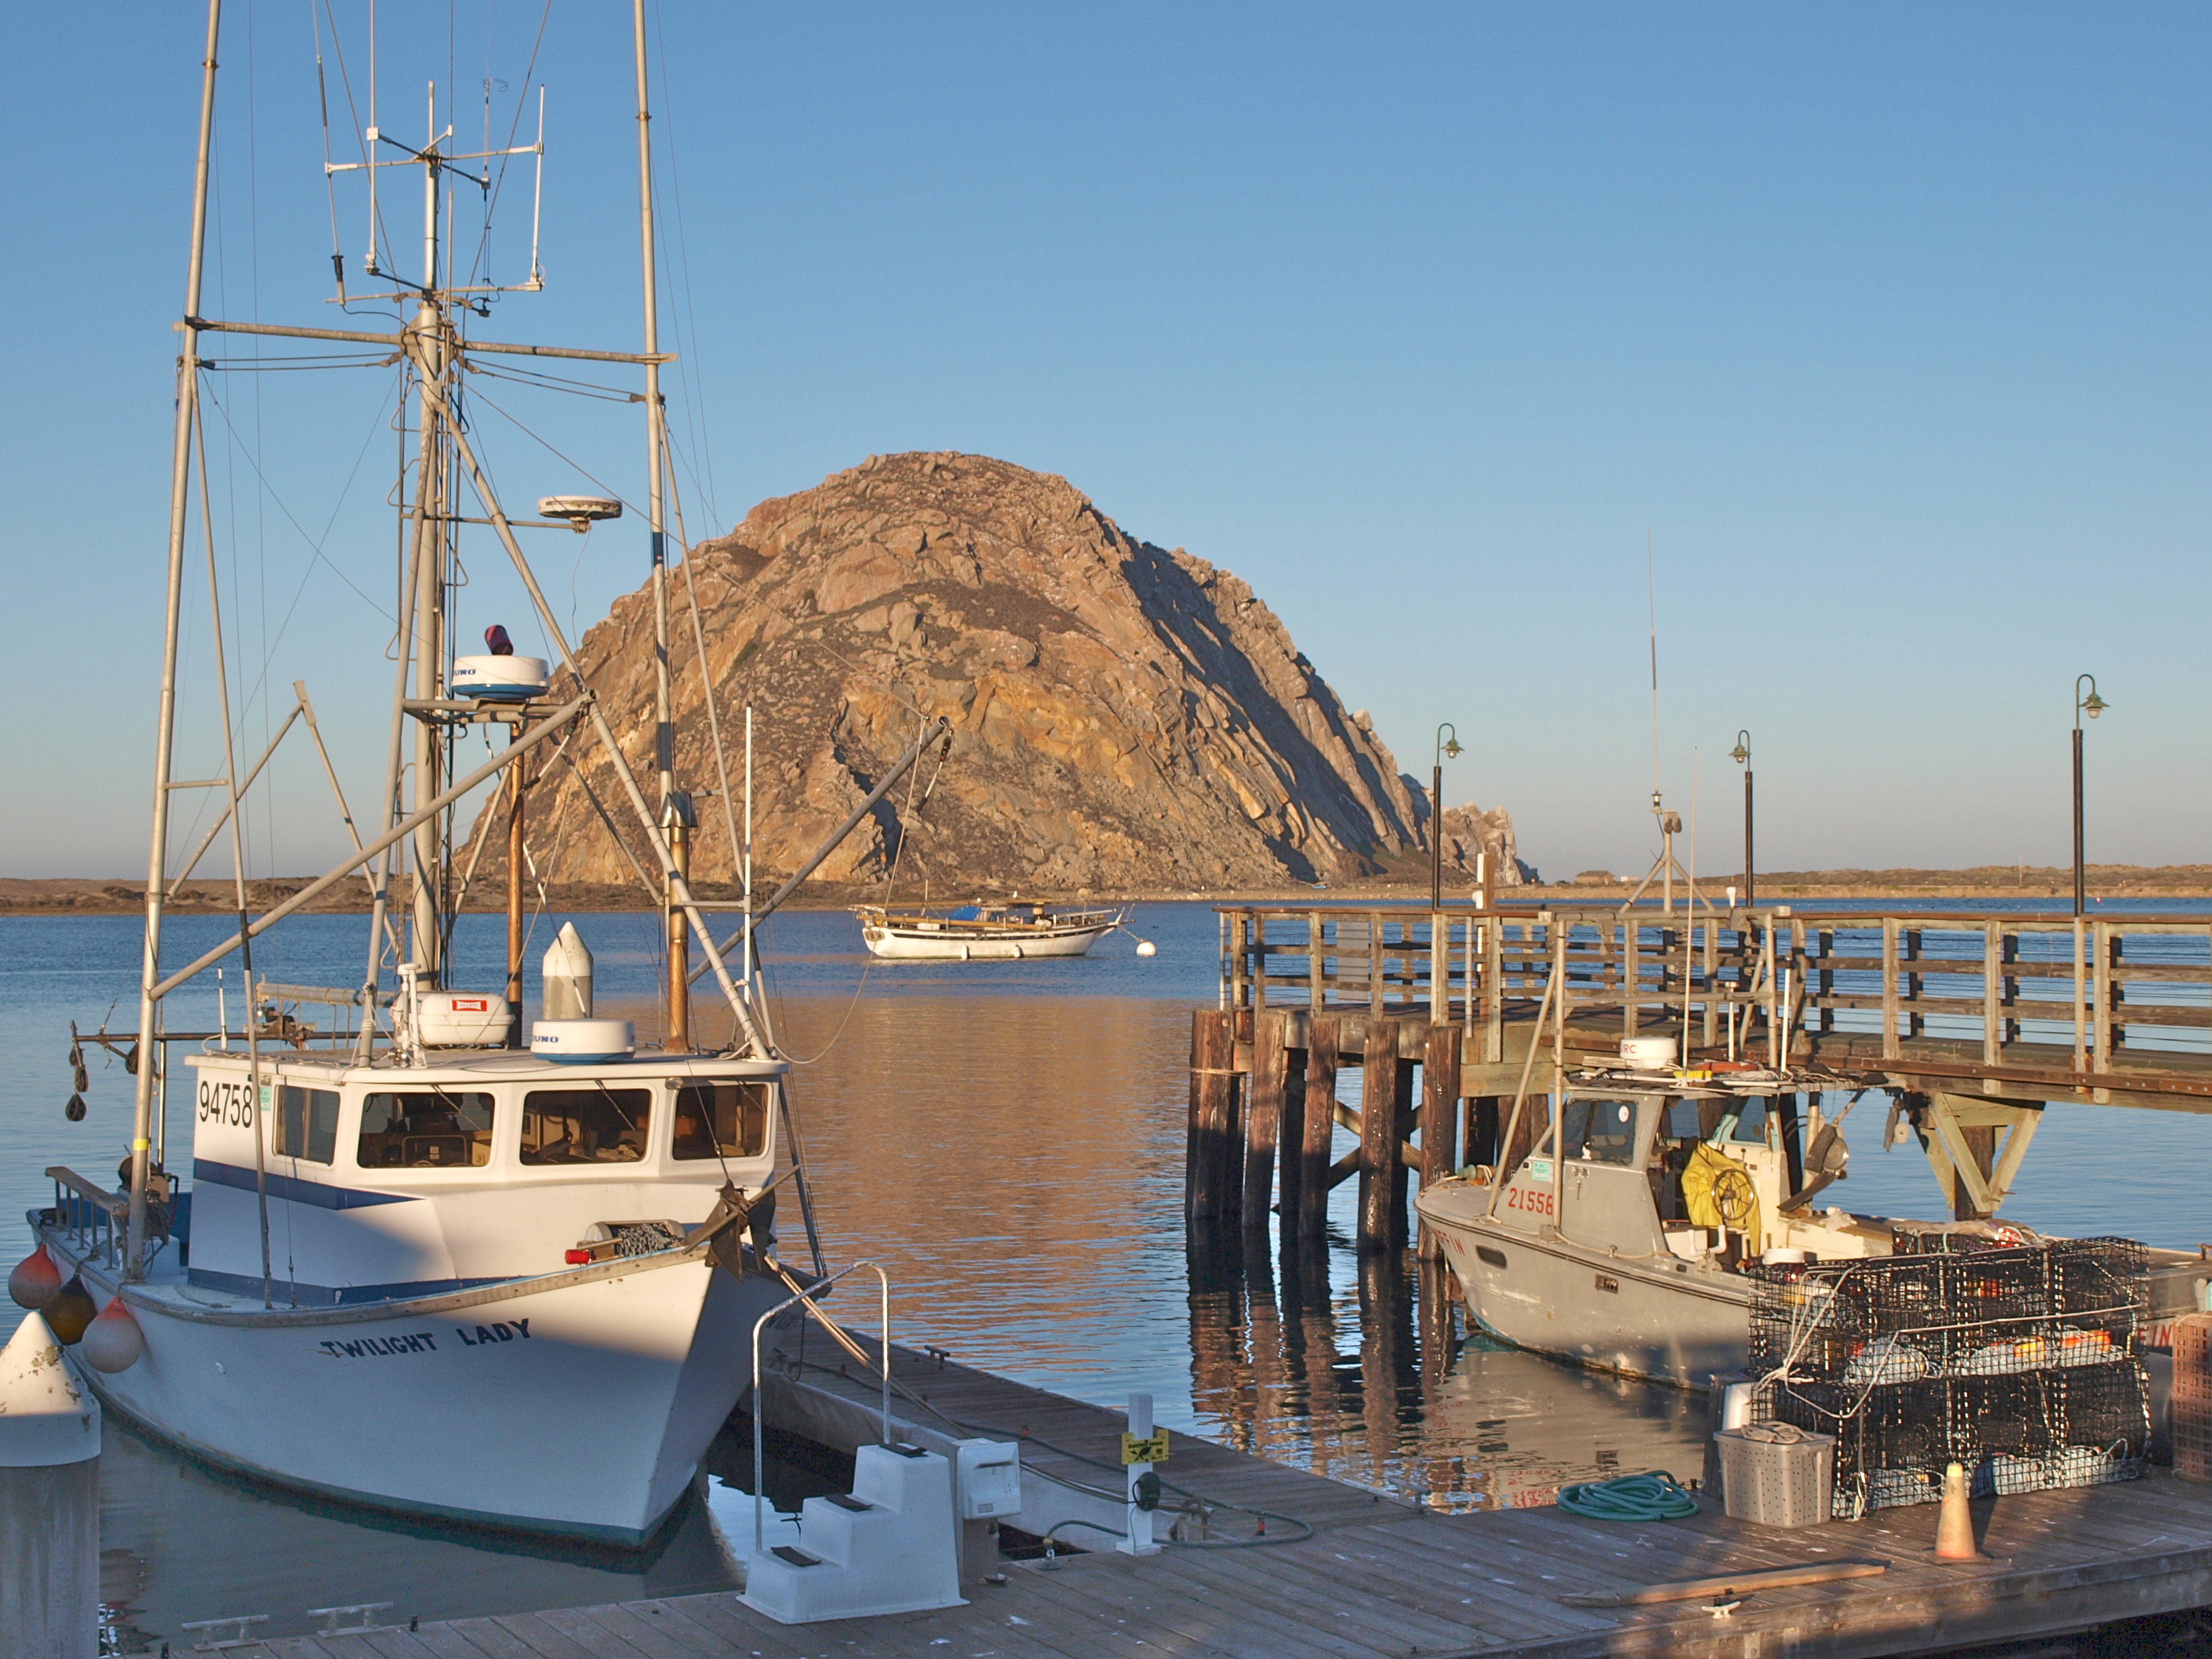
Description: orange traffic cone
1933,1461,1982,1561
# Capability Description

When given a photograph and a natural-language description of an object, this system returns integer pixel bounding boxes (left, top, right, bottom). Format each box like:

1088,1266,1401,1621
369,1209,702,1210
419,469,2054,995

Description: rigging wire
462,358,644,404
199,381,398,624
465,385,642,517
651,1,719,525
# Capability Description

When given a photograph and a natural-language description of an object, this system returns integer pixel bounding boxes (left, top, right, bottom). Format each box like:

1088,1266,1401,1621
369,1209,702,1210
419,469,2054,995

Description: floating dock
137,1337,2212,1659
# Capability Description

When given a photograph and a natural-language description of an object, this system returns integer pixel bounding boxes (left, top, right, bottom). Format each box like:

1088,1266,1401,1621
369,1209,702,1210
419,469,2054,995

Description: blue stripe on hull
191,1158,414,1210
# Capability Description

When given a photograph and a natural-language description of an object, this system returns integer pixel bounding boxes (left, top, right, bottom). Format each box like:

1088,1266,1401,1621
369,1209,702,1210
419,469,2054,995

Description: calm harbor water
3,898,2208,1646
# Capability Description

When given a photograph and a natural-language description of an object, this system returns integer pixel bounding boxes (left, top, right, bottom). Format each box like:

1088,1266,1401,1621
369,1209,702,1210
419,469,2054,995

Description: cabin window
1558,1098,1638,1166
357,1091,496,1168
671,1081,773,1161
274,1085,339,1164
1732,1098,1771,1144
522,1088,651,1165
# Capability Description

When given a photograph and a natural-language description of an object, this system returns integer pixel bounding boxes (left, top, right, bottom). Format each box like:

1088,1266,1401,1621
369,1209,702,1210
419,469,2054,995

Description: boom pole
128,0,223,1282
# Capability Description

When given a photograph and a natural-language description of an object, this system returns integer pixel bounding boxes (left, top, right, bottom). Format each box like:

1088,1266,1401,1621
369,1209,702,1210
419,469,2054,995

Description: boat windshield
671,1080,772,1160
1558,1097,1639,1166
521,1088,650,1165
359,1090,496,1168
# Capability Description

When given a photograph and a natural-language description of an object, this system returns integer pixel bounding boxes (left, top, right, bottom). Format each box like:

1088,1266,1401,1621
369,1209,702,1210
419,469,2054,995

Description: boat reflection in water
1185,1229,1707,1514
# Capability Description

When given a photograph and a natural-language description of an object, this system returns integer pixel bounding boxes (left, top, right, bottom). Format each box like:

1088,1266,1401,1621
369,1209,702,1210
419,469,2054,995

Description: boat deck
147,1341,2212,1659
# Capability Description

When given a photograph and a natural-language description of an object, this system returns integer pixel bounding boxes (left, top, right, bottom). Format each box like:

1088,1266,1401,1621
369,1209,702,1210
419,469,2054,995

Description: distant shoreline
6,866,2210,917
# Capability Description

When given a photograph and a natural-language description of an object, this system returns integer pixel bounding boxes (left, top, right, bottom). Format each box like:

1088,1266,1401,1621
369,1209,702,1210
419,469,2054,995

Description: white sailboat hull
42,1231,787,1544
859,922,1112,960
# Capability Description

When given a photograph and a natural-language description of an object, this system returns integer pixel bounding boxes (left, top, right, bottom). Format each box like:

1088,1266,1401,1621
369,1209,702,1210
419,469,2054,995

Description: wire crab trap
1749,1238,2146,1384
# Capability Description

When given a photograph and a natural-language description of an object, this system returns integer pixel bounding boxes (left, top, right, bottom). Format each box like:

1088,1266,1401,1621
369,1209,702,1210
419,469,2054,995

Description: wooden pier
1194,903,2212,1250
146,1335,2212,1659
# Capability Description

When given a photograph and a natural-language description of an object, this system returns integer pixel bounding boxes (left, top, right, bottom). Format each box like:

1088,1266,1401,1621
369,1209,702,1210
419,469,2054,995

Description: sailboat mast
128,0,224,1282
634,0,689,1048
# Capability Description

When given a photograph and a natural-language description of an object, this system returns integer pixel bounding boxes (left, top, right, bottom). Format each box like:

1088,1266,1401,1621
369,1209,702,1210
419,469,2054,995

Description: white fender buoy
79,1298,145,1374
1135,939,1158,958
7,1245,60,1311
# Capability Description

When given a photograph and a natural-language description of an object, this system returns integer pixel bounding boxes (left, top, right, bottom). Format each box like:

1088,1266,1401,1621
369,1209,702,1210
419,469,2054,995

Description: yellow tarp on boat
1681,1142,1761,1256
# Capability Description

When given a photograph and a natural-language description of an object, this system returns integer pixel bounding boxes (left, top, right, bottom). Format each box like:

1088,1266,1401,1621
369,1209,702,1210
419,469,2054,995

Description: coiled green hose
1555,1471,1701,1521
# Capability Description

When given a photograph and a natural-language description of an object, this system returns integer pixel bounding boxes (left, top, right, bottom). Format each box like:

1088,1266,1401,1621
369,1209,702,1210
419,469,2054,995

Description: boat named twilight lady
6,1,903,1546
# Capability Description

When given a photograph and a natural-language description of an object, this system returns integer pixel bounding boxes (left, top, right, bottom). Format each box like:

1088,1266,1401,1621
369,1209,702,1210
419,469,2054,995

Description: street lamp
1729,730,1754,909
1432,724,1462,911
2073,675,2107,917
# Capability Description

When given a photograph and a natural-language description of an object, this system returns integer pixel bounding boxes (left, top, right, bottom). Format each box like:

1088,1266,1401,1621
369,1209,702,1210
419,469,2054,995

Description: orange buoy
43,1273,98,1346
80,1297,146,1373
8,1243,61,1310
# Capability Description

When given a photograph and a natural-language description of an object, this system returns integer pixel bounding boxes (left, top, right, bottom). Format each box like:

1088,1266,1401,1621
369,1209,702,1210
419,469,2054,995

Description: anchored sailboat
9,2,903,1544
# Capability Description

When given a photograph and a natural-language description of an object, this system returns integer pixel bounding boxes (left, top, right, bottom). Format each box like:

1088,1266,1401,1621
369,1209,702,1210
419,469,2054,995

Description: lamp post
2073,675,2107,917
1728,730,1753,909
1432,724,1462,911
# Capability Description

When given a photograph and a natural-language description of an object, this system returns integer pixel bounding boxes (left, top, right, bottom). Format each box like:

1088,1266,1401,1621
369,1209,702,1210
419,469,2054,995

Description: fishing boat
852,900,1127,960
7,2,899,1544
1415,1050,2210,1390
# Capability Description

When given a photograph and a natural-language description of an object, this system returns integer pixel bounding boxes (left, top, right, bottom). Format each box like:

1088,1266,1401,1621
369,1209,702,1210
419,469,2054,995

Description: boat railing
748,1258,891,1556
45,1166,131,1270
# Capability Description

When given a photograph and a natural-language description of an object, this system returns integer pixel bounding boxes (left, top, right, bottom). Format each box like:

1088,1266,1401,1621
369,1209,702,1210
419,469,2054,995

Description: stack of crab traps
1747,1237,2151,1518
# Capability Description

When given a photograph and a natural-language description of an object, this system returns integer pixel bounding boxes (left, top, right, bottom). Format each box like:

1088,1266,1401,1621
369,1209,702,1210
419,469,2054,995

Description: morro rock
476,452,1515,896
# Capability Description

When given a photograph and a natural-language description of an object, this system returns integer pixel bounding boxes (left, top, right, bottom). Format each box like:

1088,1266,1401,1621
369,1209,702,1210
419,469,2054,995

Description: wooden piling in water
1277,1030,1309,1230
1359,1019,1405,1253
1294,1015,1339,1243
1244,1010,1287,1229
1186,1007,1239,1223
1417,1023,1460,1258
1464,1095,1501,1170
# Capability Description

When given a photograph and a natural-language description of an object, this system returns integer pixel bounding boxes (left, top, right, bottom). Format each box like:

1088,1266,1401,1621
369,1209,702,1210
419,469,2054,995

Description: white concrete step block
741,1443,964,1624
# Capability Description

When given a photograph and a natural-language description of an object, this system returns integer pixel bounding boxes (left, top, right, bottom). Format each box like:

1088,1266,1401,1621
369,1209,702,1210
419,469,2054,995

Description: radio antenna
1648,527,1661,798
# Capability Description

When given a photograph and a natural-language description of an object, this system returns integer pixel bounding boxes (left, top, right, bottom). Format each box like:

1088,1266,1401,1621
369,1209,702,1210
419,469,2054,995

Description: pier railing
1217,904,2212,1084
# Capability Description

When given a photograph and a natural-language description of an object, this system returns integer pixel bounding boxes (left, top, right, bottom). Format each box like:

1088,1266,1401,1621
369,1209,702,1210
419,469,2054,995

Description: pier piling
1293,1016,1339,1243
1243,1012,1287,1230
1417,1023,1460,1258
1358,1020,1409,1253
1186,1009,1239,1223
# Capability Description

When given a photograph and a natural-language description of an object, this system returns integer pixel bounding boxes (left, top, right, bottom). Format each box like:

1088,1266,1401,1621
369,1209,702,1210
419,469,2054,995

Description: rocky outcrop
472,452,1512,896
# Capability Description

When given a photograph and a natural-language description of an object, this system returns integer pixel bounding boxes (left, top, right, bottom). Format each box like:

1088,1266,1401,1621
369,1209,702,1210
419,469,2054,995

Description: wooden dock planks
138,1342,2212,1659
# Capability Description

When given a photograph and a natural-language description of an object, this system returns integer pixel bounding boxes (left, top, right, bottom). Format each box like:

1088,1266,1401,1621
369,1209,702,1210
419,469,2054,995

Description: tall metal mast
408,83,450,984
127,0,224,1280
634,0,691,1048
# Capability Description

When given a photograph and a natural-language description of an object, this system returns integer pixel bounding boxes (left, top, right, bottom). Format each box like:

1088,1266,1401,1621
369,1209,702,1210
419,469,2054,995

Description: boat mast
409,81,452,986
634,0,690,1049
127,0,223,1282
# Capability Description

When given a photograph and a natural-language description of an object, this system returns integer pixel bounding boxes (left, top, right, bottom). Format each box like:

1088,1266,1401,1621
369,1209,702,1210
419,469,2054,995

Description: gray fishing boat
1415,1051,2209,1389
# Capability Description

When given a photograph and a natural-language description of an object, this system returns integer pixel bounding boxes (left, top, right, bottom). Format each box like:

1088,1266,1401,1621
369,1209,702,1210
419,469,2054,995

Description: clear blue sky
2,3,2205,884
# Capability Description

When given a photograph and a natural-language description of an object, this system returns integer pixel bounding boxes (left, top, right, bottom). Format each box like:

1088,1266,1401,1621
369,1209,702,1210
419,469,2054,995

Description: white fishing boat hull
859,921,1113,960
38,1229,789,1544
